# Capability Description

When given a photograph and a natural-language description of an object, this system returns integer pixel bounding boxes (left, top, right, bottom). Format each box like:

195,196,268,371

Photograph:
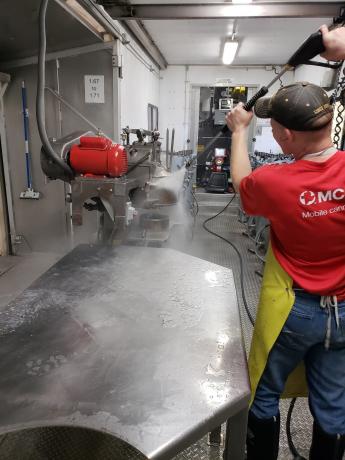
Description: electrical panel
213,86,248,125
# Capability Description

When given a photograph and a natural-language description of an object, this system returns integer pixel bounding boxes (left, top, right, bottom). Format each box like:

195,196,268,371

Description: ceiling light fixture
232,0,253,3
61,0,112,41
222,40,239,65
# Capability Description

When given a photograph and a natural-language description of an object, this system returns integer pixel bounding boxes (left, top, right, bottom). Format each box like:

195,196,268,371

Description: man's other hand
320,25,345,61
226,103,254,134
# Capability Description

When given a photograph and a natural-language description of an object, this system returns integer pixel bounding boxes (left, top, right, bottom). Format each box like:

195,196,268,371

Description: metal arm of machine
122,127,160,144
45,87,101,133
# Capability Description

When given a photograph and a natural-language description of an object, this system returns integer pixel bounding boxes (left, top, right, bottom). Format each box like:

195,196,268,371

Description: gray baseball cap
254,82,333,131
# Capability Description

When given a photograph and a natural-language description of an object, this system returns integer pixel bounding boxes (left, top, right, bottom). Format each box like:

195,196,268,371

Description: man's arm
321,24,345,61
226,103,254,192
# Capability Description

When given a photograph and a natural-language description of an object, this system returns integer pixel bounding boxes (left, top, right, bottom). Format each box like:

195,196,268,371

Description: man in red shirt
226,80,345,458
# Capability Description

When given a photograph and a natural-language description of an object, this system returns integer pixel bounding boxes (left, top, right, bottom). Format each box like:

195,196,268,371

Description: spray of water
152,166,186,197
144,165,194,246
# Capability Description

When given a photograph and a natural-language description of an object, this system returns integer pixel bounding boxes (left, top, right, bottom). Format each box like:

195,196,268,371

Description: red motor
69,136,128,177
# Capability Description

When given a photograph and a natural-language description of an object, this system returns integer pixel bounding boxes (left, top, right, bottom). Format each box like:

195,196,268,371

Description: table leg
223,408,248,460
208,425,222,446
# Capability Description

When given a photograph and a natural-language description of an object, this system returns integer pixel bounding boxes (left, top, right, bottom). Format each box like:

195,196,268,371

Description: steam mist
145,165,194,249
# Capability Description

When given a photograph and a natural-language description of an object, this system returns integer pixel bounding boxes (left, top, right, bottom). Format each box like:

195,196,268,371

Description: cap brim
254,97,272,118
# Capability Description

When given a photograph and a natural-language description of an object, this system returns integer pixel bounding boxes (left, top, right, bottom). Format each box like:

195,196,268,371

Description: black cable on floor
201,193,305,460
286,398,307,460
202,193,255,326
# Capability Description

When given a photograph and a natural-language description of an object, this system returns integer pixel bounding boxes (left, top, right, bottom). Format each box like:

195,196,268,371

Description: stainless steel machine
36,0,194,246
42,127,194,245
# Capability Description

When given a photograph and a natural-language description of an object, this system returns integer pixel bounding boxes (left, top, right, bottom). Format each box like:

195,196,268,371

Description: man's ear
281,127,293,142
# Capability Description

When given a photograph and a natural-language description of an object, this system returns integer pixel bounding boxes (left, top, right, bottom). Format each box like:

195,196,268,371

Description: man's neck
293,140,335,161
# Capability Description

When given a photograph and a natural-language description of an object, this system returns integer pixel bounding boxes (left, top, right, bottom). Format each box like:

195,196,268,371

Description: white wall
159,63,333,155
294,64,329,86
158,66,187,153
254,125,281,154
120,44,160,133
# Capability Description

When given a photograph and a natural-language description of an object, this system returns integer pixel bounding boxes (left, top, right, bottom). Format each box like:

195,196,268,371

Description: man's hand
320,25,345,61
226,102,254,133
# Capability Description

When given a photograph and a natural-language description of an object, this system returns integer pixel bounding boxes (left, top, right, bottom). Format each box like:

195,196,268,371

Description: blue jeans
251,291,345,435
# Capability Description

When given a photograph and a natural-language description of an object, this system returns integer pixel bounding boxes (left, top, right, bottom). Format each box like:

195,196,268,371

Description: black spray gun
204,7,345,158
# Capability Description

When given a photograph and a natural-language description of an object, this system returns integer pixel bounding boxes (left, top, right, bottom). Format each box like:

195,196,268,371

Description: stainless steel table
0,244,250,459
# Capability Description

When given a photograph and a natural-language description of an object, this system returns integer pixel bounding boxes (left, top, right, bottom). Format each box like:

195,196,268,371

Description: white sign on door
84,75,105,103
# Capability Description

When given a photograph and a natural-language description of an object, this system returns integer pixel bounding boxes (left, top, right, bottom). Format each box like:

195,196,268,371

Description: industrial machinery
205,148,231,193
43,128,148,240
197,85,247,186
37,0,194,245
213,86,247,127
41,125,193,244
212,148,229,174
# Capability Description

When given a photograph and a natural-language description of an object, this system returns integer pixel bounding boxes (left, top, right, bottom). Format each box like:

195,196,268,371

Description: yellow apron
248,245,308,405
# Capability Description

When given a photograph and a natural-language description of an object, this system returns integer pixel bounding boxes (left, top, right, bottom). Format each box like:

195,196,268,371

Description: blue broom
20,81,40,199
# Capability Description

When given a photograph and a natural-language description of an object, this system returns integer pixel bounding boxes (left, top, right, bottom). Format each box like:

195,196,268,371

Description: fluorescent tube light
222,41,239,65
232,0,252,3
65,0,106,35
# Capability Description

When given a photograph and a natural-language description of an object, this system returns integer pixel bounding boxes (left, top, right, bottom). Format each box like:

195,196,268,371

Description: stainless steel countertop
0,244,250,459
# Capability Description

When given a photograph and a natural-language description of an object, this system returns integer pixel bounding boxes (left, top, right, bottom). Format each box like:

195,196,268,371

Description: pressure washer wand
203,26,334,158
203,66,290,156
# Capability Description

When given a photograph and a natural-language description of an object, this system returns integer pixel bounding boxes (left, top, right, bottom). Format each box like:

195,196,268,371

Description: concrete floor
0,252,64,310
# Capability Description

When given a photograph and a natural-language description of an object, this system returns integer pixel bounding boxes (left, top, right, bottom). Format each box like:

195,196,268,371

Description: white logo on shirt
300,191,316,205
299,189,345,206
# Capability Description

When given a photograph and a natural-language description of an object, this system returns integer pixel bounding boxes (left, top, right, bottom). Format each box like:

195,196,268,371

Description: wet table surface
0,244,250,459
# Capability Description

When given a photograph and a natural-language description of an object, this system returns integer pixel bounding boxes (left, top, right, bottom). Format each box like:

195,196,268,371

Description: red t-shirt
240,151,345,298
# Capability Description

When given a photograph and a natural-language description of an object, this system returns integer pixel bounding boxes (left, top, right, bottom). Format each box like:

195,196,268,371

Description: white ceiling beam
106,2,345,20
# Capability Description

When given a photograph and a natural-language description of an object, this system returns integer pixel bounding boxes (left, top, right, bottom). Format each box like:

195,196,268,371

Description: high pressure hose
36,0,74,180
202,194,255,326
286,398,307,460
